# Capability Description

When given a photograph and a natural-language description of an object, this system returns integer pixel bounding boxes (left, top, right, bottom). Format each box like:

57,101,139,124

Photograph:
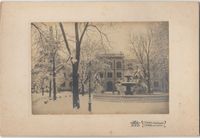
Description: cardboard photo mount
0,2,199,136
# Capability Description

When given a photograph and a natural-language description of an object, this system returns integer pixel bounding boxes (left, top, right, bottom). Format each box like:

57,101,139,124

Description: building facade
97,53,125,92
57,53,168,93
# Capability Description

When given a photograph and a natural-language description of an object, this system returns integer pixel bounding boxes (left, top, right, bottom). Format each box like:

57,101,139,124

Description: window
107,72,113,78
117,72,122,78
109,62,113,69
154,81,159,87
99,72,103,78
116,61,122,69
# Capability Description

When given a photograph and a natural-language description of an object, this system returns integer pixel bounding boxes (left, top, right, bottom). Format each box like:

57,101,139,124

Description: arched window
116,61,122,69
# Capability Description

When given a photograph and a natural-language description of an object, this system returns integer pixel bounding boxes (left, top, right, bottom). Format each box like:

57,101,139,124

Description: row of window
109,62,135,70
109,61,122,69
99,72,122,78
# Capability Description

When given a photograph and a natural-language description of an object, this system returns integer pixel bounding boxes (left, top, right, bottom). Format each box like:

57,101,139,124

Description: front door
106,81,113,91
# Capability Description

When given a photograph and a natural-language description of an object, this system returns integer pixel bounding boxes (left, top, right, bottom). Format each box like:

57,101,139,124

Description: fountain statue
121,70,137,95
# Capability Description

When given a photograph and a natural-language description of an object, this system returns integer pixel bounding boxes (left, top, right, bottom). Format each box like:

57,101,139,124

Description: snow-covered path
32,91,169,114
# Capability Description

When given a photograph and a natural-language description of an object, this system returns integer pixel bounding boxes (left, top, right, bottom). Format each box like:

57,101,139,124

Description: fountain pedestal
125,85,132,95
121,75,136,95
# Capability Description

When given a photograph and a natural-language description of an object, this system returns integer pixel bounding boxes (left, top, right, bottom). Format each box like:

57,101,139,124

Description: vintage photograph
31,22,169,114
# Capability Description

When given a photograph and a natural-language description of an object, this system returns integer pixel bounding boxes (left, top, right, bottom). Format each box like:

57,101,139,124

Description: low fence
93,94,169,103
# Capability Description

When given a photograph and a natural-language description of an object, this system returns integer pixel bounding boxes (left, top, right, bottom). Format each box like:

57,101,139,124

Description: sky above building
61,22,159,58
32,21,168,67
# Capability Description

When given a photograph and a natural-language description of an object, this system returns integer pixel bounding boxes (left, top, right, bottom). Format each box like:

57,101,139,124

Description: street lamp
88,61,92,112
48,56,53,98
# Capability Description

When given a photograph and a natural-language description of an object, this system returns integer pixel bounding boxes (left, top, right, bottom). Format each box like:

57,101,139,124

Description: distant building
96,53,125,92
96,53,168,92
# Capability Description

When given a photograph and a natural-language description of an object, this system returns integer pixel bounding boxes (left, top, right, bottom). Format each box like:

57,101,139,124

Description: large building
96,53,168,92
96,53,125,92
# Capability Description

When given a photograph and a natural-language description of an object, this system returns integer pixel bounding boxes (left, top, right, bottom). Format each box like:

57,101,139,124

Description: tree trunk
53,55,57,100
113,60,116,94
88,66,92,112
81,82,85,96
72,63,80,108
49,79,52,97
42,86,44,96
71,23,81,108
147,54,151,94
59,22,89,109
42,79,44,96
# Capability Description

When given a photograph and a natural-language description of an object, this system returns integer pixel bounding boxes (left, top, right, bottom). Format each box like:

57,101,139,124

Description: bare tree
130,32,152,93
150,22,169,92
79,38,110,95
31,23,68,100
130,23,168,93
31,23,50,95
59,22,110,108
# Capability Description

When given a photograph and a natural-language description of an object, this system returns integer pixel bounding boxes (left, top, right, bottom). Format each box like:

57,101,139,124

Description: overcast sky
32,22,167,65
61,22,160,58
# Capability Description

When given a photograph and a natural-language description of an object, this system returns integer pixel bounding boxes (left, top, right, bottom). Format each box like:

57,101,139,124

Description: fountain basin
121,82,137,95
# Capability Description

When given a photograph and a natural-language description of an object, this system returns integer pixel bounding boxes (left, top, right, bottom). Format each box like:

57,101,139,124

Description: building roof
96,52,125,58
124,58,137,63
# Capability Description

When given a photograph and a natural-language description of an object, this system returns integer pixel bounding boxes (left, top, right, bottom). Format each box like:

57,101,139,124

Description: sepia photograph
0,1,198,136
31,22,169,114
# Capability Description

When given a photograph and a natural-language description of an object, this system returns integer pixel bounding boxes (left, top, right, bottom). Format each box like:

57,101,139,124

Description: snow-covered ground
32,91,169,114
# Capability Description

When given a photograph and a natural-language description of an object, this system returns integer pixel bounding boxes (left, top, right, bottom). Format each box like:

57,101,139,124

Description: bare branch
31,23,48,41
88,24,110,43
79,22,89,44
59,22,73,64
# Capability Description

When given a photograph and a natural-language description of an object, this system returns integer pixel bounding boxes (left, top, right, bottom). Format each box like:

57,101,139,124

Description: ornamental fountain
121,70,137,95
